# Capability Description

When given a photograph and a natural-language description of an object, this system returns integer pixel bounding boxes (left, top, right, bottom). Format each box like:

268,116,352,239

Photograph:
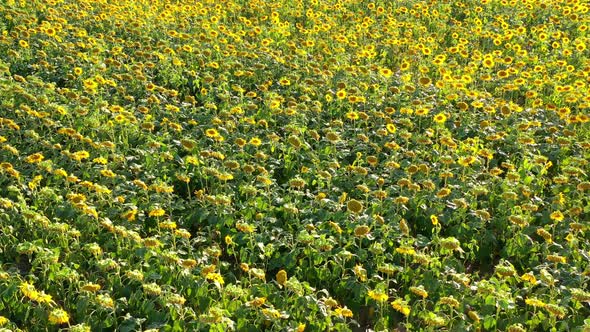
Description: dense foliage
0,0,589,331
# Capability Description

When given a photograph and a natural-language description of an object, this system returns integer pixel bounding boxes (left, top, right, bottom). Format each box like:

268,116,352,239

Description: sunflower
354,225,370,237
71,150,90,161
216,172,234,181
353,264,367,282
430,215,439,225
347,199,364,214
415,108,429,116
334,307,352,318
546,254,566,264
20,282,39,301
96,294,115,309
345,111,359,120
81,283,101,293
48,309,69,325
482,57,495,68
549,211,564,222
276,270,287,286
179,259,197,269
233,138,246,148
391,298,411,316
419,77,431,85
409,285,428,298
433,112,447,124
143,283,162,296
25,152,44,164
121,209,138,222
100,169,116,178
368,289,388,302
248,297,266,307
205,128,219,138
386,123,396,133
379,67,393,78
206,272,225,285
148,208,165,217
249,137,262,146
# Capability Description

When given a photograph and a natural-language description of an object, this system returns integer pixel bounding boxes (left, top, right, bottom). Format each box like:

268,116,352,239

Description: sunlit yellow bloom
249,137,262,146
391,298,411,316
433,112,447,124
97,294,115,309
81,283,101,293
206,272,225,285
333,307,353,318
121,209,138,221
353,264,367,282
379,68,393,78
550,211,564,222
28,175,43,190
547,254,566,264
48,309,69,325
20,282,39,301
536,228,552,243
396,246,416,256
438,296,460,308
430,215,439,226
386,123,396,133
410,285,428,298
328,221,342,234
276,270,287,286
143,237,162,248
248,297,266,307
71,150,90,161
25,153,44,163
205,128,219,138
544,303,566,319
159,221,177,230
100,169,116,178
525,297,546,308
143,283,162,296
345,111,359,120
368,289,388,302
236,222,255,233
148,208,165,217
521,272,537,284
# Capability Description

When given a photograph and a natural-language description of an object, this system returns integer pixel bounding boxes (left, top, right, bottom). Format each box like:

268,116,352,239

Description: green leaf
483,315,496,330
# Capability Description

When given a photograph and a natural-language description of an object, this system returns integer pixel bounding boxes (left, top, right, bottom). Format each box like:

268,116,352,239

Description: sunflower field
0,0,589,331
